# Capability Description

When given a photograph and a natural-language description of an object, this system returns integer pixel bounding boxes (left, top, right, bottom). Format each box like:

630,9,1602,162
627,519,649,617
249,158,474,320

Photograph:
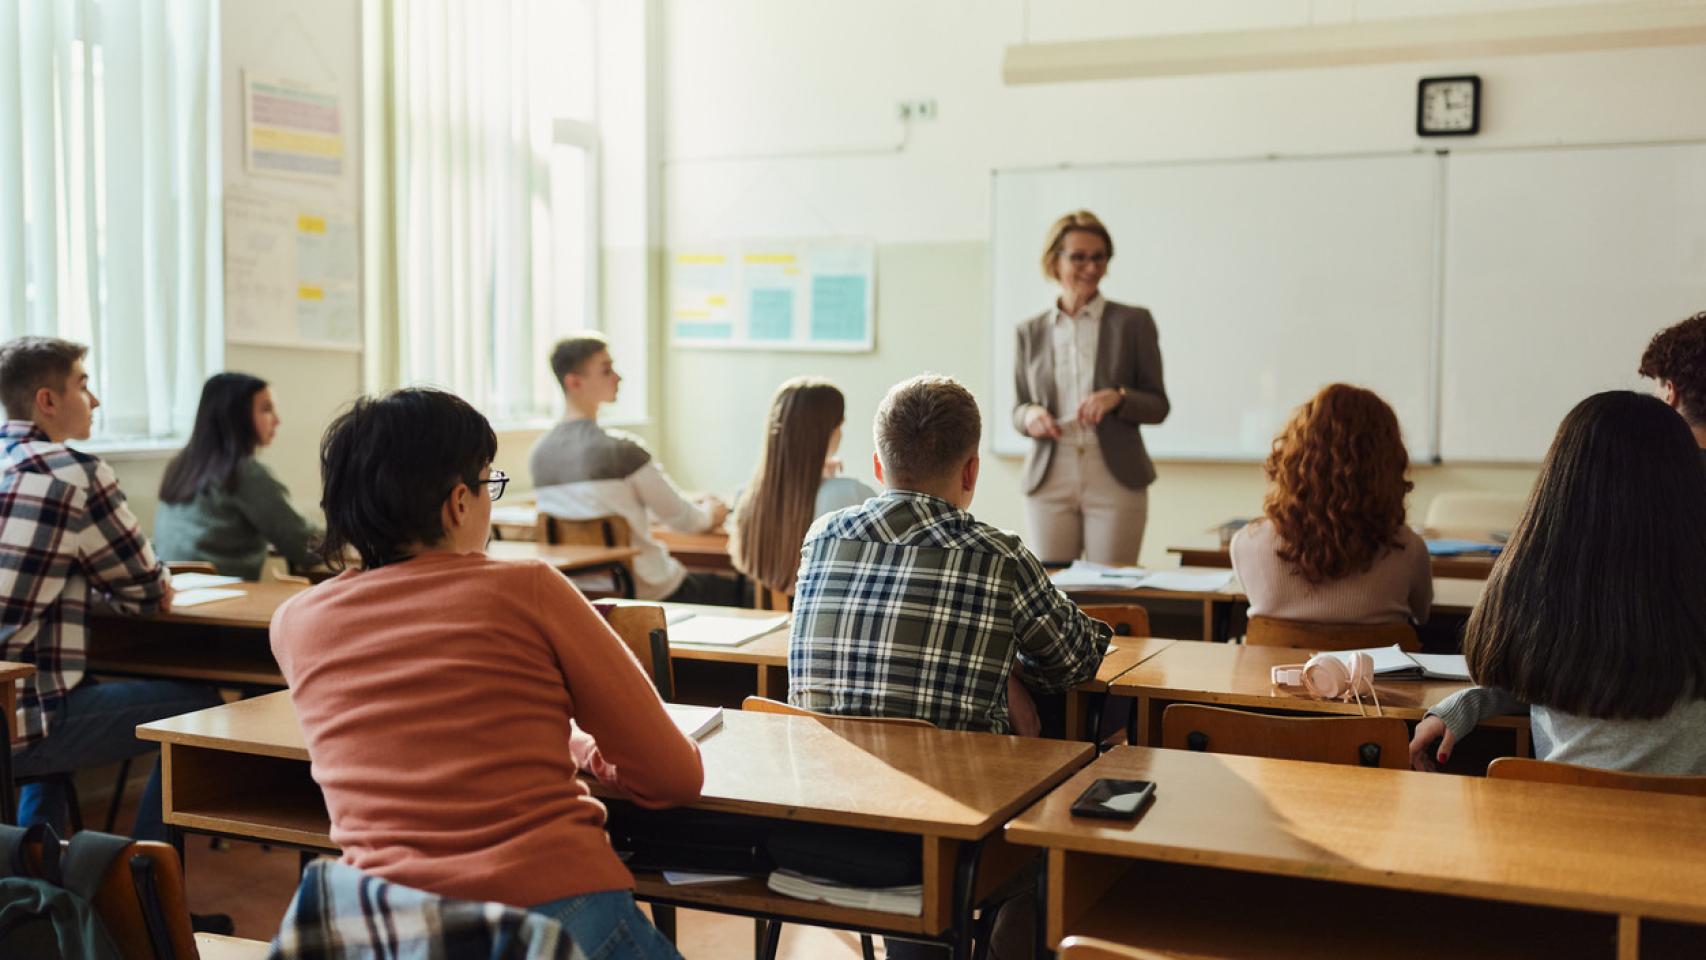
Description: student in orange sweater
271,387,702,959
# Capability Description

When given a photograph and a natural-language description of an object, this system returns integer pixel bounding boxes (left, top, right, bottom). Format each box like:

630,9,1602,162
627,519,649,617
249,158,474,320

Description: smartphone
1069,778,1156,820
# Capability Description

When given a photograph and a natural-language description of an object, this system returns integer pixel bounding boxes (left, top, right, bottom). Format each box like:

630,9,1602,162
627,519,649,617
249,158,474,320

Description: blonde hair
730,378,847,595
1039,210,1114,282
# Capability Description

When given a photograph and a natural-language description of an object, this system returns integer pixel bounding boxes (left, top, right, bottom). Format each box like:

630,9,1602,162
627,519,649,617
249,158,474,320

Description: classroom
4,1,1706,958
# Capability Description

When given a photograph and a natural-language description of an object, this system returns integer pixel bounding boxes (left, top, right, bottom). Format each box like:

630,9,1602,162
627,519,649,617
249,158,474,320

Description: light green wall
660,240,1539,567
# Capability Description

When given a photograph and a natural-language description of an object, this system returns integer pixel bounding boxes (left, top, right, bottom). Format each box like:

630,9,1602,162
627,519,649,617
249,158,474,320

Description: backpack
0,823,132,960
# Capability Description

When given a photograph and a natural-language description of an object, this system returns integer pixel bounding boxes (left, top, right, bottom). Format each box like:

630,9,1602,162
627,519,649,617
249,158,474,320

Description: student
153,372,321,580
1638,310,1706,455
1231,383,1431,625
1410,392,1706,774
729,377,874,597
529,333,734,603
0,336,220,839
790,373,1108,732
271,387,702,957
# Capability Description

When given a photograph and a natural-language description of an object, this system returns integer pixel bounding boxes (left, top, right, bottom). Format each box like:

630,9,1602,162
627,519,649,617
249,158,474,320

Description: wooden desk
482,541,641,590
613,601,792,698
490,503,736,575
1061,573,1486,643
139,693,1093,956
1005,746,1706,957
1169,542,1499,580
1,660,38,822
1063,637,1173,743
89,583,306,688
1107,640,1529,753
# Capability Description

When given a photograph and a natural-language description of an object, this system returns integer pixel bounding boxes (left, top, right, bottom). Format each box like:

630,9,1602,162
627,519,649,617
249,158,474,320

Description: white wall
656,0,1706,565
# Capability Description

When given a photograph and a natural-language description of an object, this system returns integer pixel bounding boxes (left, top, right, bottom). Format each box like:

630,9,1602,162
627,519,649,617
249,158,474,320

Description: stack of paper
668,613,788,647
1049,561,1234,593
1324,645,1471,681
168,572,243,590
766,870,922,916
172,588,247,608
664,703,725,740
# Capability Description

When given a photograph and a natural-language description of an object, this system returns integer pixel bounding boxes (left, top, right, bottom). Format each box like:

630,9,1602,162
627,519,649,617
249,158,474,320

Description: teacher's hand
1076,388,1123,426
1023,406,1063,439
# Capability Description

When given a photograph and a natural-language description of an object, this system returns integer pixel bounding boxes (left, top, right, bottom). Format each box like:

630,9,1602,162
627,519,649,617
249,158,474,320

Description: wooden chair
163,560,218,576
1059,936,1174,960
741,696,936,729
1423,491,1525,541
192,934,272,959
750,582,792,612
598,603,676,700
1081,604,1150,637
19,835,199,960
1487,757,1706,797
1245,615,1420,653
1161,704,1411,769
537,513,634,597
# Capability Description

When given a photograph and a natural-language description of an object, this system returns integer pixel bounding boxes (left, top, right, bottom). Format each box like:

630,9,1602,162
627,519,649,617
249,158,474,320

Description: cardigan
1430,686,1706,774
1230,519,1432,625
152,458,320,580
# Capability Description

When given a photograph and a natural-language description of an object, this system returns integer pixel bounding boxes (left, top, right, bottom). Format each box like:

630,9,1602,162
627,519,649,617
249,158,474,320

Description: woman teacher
1013,210,1168,565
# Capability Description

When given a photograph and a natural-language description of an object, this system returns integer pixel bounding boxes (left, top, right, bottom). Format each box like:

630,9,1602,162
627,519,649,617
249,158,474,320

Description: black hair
159,373,269,503
317,388,498,570
1465,391,1706,718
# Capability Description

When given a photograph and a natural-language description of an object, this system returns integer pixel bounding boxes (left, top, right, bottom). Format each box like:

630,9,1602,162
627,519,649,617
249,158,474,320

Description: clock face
1418,75,1480,136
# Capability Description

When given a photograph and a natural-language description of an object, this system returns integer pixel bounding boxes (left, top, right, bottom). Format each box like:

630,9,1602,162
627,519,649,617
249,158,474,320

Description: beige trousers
1025,442,1149,566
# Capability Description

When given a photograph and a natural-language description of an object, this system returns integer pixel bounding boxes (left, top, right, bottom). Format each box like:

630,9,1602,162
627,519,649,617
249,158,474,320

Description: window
371,0,625,425
0,0,221,443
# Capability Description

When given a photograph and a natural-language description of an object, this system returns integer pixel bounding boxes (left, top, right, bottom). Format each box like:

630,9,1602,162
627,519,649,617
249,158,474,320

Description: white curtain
374,0,592,423
0,0,221,440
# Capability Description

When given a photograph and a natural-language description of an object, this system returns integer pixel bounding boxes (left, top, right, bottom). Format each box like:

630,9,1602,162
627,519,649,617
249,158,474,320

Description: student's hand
1408,715,1457,771
699,495,730,529
822,456,843,479
158,581,175,614
1007,672,1042,738
1024,407,1063,439
1076,388,1124,426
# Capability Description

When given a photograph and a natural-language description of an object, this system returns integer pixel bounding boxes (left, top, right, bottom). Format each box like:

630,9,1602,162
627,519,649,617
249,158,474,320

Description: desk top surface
1005,744,1706,924
1105,639,1483,720
1062,570,1485,616
140,691,1093,840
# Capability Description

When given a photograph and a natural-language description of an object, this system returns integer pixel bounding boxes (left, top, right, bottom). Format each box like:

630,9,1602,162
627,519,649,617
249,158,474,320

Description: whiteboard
1439,143,1706,461
991,154,1441,461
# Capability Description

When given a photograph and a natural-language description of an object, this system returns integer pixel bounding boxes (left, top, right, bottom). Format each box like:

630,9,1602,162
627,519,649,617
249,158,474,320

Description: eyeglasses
1064,252,1108,265
474,469,510,501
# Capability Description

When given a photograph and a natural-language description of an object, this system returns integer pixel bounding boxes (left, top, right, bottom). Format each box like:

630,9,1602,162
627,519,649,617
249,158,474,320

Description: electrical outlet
897,98,938,122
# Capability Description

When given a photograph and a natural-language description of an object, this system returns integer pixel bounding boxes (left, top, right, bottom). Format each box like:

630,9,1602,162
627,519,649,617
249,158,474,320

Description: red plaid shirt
1,421,169,741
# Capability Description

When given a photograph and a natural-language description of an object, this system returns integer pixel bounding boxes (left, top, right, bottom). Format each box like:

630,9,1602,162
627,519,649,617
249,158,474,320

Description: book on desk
1326,645,1471,681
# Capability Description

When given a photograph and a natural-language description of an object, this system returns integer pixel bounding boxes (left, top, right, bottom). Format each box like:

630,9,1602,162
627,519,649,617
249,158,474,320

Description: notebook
168,572,243,590
667,613,787,647
1326,645,1471,681
766,869,922,916
664,703,724,740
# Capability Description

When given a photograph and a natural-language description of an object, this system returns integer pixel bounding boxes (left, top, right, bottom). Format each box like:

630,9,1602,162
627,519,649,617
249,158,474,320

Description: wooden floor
92,767,873,958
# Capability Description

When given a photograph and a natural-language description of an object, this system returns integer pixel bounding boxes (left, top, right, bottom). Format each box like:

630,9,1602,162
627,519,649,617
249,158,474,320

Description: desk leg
1618,915,1639,960
1515,725,1532,759
0,710,13,825
951,838,987,960
1135,695,1166,747
1200,601,1213,643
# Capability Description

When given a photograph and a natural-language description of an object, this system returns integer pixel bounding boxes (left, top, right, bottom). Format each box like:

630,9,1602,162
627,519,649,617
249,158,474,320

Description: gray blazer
1012,300,1169,495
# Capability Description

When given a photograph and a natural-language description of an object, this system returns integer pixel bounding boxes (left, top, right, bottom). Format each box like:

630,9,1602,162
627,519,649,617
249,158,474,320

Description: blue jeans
529,890,683,960
11,678,221,840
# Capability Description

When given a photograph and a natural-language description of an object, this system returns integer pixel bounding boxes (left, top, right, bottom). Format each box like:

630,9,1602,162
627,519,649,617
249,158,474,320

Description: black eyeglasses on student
474,469,509,501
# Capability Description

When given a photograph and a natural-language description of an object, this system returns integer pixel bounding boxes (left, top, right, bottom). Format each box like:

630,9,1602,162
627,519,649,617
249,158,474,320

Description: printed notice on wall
225,188,360,351
669,240,874,351
244,73,345,181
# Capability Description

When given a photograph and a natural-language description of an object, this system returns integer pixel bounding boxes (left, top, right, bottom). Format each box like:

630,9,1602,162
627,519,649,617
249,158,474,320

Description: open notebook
1325,645,1471,681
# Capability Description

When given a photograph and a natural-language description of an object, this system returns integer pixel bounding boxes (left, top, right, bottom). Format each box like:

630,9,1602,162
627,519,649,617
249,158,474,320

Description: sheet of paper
169,573,243,590
1137,569,1234,592
1050,560,1148,589
669,614,787,647
663,871,746,886
173,588,247,608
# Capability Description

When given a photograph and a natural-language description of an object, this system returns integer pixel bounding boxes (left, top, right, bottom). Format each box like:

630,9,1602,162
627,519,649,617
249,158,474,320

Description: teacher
1013,210,1169,566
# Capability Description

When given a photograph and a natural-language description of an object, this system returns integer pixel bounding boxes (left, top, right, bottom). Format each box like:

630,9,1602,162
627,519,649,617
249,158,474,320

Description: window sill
70,437,186,461
491,416,649,433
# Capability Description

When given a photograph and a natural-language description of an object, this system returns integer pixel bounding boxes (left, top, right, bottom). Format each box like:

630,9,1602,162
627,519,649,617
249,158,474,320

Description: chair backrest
163,561,218,576
1058,937,1174,960
598,604,675,700
1487,757,1706,797
749,583,793,612
1161,704,1411,769
1423,492,1525,540
741,696,936,729
1080,604,1150,637
536,513,632,548
19,836,198,960
1245,615,1420,653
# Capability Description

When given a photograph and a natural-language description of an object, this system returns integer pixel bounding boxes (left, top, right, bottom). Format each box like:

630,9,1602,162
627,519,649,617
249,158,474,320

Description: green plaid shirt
789,490,1108,733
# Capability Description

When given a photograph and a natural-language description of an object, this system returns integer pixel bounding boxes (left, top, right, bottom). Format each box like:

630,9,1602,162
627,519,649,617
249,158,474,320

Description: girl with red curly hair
1230,384,1431,625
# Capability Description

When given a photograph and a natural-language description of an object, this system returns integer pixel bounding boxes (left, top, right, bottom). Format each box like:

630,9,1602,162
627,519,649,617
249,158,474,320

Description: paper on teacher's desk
1050,560,1148,589
172,588,247,608
168,572,243,590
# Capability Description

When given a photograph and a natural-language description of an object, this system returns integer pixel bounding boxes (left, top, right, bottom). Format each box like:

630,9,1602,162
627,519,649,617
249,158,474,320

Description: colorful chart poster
669,240,874,351
244,73,345,181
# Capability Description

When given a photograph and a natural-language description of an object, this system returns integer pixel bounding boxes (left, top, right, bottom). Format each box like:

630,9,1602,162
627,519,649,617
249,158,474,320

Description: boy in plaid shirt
0,336,218,839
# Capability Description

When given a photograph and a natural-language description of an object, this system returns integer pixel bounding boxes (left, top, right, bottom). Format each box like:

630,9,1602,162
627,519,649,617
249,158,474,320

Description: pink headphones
1270,652,1383,715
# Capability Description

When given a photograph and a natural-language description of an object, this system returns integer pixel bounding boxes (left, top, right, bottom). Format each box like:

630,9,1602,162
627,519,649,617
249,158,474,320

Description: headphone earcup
1301,654,1349,699
1347,652,1375,695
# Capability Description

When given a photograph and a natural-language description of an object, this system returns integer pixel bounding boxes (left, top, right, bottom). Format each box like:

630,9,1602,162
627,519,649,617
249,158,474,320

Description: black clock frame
1417,74,1482,138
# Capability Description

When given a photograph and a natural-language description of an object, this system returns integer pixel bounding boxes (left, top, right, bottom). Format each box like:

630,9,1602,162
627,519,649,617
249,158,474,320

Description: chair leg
758,919,782,960
861,932,877,960
103,756,133,833
63,774,84,834
652,904,676,944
